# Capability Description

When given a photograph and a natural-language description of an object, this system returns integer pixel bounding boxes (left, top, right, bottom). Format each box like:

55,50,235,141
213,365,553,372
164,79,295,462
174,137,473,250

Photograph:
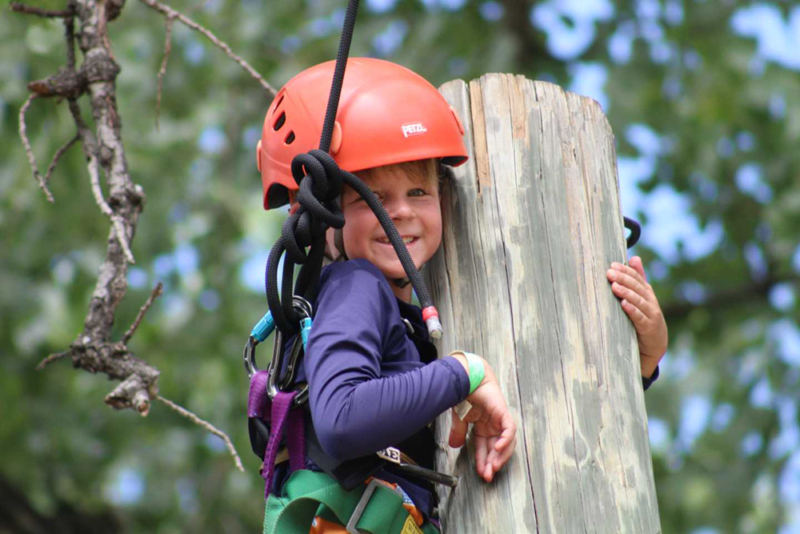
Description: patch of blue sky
176,478,199,514
105,467,144,506
677,394,712,451
626,123,662,156
281,36,302,55
770,319,800,365
663,0,684,26
641,186,723,264
153,253,174,278
657,348,692,380
716,137,735,159
769,397,800,459
731,4,800,70
199,289,220,311
750,376,773,408
683,50,702,71
184,40,205,65
243,126,261,149
608,22,635,64
307,17,333,38
568,62,608,110
173,243,199,275
710,403,735,432
648,417,670,453
531,0,614,60
740,431,764,457
438,0,467,11
198,126,226,154
780,451,800,504
737,348,764,386
636,0,659,20
770,285,796,313
479,1,504,22
677,281,707,304
792,245,800,274
744,242,768,280
769,94,787,119
240,250,289,294
735,163,772,203
373,20,408,57
127,267,148,290
736,131,755,152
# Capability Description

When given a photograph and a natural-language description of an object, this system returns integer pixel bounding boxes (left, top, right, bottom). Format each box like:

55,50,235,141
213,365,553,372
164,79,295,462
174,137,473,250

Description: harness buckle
346,479,404,534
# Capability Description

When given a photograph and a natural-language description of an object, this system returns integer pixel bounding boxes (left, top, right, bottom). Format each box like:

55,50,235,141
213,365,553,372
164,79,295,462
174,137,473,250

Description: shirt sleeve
305,260,470,460
642,365,660,391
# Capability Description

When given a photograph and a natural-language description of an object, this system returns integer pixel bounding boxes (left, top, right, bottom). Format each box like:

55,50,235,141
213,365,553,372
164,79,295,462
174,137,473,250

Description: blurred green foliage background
2,0,799,532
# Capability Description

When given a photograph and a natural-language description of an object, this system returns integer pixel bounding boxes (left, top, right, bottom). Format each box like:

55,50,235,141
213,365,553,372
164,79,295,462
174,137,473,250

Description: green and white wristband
451,351,485,421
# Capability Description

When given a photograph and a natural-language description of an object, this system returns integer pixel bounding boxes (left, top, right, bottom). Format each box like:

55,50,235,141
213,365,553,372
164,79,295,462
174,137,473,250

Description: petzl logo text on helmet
402,123,427,138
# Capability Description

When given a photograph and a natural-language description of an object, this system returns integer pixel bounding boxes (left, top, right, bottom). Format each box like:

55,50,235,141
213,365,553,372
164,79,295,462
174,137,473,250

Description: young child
255,58,667,533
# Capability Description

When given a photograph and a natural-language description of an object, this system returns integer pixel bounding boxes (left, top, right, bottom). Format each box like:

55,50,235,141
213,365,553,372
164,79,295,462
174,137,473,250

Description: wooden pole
427,74,661,533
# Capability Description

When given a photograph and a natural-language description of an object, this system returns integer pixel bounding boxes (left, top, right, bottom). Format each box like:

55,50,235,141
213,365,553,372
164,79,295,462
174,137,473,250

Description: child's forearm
308,356,469,460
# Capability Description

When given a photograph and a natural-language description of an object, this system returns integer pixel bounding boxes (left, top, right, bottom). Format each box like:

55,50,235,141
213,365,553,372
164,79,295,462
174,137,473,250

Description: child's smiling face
340,160,442,282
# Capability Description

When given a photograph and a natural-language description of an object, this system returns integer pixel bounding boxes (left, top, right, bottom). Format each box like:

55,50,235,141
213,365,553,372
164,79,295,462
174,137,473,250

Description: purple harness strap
248,370,306,499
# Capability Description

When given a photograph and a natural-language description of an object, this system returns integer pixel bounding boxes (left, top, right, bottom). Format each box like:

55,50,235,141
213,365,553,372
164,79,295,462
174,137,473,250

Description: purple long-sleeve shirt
303,259,470,460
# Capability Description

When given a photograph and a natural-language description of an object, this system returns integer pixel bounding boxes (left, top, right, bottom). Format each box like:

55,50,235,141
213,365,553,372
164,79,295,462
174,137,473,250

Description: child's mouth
376,236,417,246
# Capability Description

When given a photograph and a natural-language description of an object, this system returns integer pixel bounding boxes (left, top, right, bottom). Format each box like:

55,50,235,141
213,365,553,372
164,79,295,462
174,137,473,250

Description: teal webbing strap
263,470,437,534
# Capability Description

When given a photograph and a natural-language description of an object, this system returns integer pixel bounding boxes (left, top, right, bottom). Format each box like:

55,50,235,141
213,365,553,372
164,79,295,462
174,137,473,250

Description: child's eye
409,188,427,197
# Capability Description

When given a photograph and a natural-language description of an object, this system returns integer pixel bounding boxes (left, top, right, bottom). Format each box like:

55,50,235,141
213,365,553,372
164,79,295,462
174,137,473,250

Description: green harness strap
263,470,439,534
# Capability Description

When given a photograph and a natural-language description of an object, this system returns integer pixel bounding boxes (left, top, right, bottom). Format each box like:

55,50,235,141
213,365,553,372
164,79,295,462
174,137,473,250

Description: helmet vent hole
285,131,296,145
274,95,285,111
274,112,286,131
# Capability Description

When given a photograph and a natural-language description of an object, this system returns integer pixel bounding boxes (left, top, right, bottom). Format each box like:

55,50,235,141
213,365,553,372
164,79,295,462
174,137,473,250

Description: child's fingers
629,256,648,282
492,412,516,452
611,280,657,322
448,409,469,448
610,262,650,293
621,298,648,325
475,436,488,479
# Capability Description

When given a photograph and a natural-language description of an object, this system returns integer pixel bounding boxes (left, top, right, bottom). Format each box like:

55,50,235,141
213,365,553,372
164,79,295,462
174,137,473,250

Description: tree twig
44,133,80,186
88,148,136,264
123,283,164,344
36,351,69,371
156,395,245,472
156,15,175,130
18,94,55,203
10,2,72,18
138,0,276,97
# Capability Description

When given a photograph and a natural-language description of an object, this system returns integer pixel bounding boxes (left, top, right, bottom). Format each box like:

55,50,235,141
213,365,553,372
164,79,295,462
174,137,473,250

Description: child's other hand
448,357,516,483
606,256,668,379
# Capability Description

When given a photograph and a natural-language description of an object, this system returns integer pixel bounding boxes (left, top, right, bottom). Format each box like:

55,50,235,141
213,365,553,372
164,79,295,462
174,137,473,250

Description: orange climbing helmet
256,58,469,210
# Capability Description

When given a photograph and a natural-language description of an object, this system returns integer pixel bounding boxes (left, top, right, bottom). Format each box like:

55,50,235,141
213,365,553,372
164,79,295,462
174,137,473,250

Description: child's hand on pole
606,256,668,379
448,356,516,483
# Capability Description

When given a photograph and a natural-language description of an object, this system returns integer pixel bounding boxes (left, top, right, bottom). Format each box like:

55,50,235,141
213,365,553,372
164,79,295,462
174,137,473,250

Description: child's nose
386,198,414,220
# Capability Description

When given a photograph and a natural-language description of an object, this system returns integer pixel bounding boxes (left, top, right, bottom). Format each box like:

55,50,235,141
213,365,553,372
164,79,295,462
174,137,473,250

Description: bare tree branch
123,282,164,344
156,15,175,130
36,351,69,371
10,2,72,18
139,0,276,97
156,395,245,472
18,94,55,203
87,145,136,264
44,133,80,186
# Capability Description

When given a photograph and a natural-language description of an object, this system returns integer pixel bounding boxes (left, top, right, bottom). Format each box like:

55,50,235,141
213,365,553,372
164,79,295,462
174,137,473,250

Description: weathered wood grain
427,75,660,533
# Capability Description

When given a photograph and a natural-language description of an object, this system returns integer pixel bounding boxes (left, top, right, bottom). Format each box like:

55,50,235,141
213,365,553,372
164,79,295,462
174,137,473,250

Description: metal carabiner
243,296,313,406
